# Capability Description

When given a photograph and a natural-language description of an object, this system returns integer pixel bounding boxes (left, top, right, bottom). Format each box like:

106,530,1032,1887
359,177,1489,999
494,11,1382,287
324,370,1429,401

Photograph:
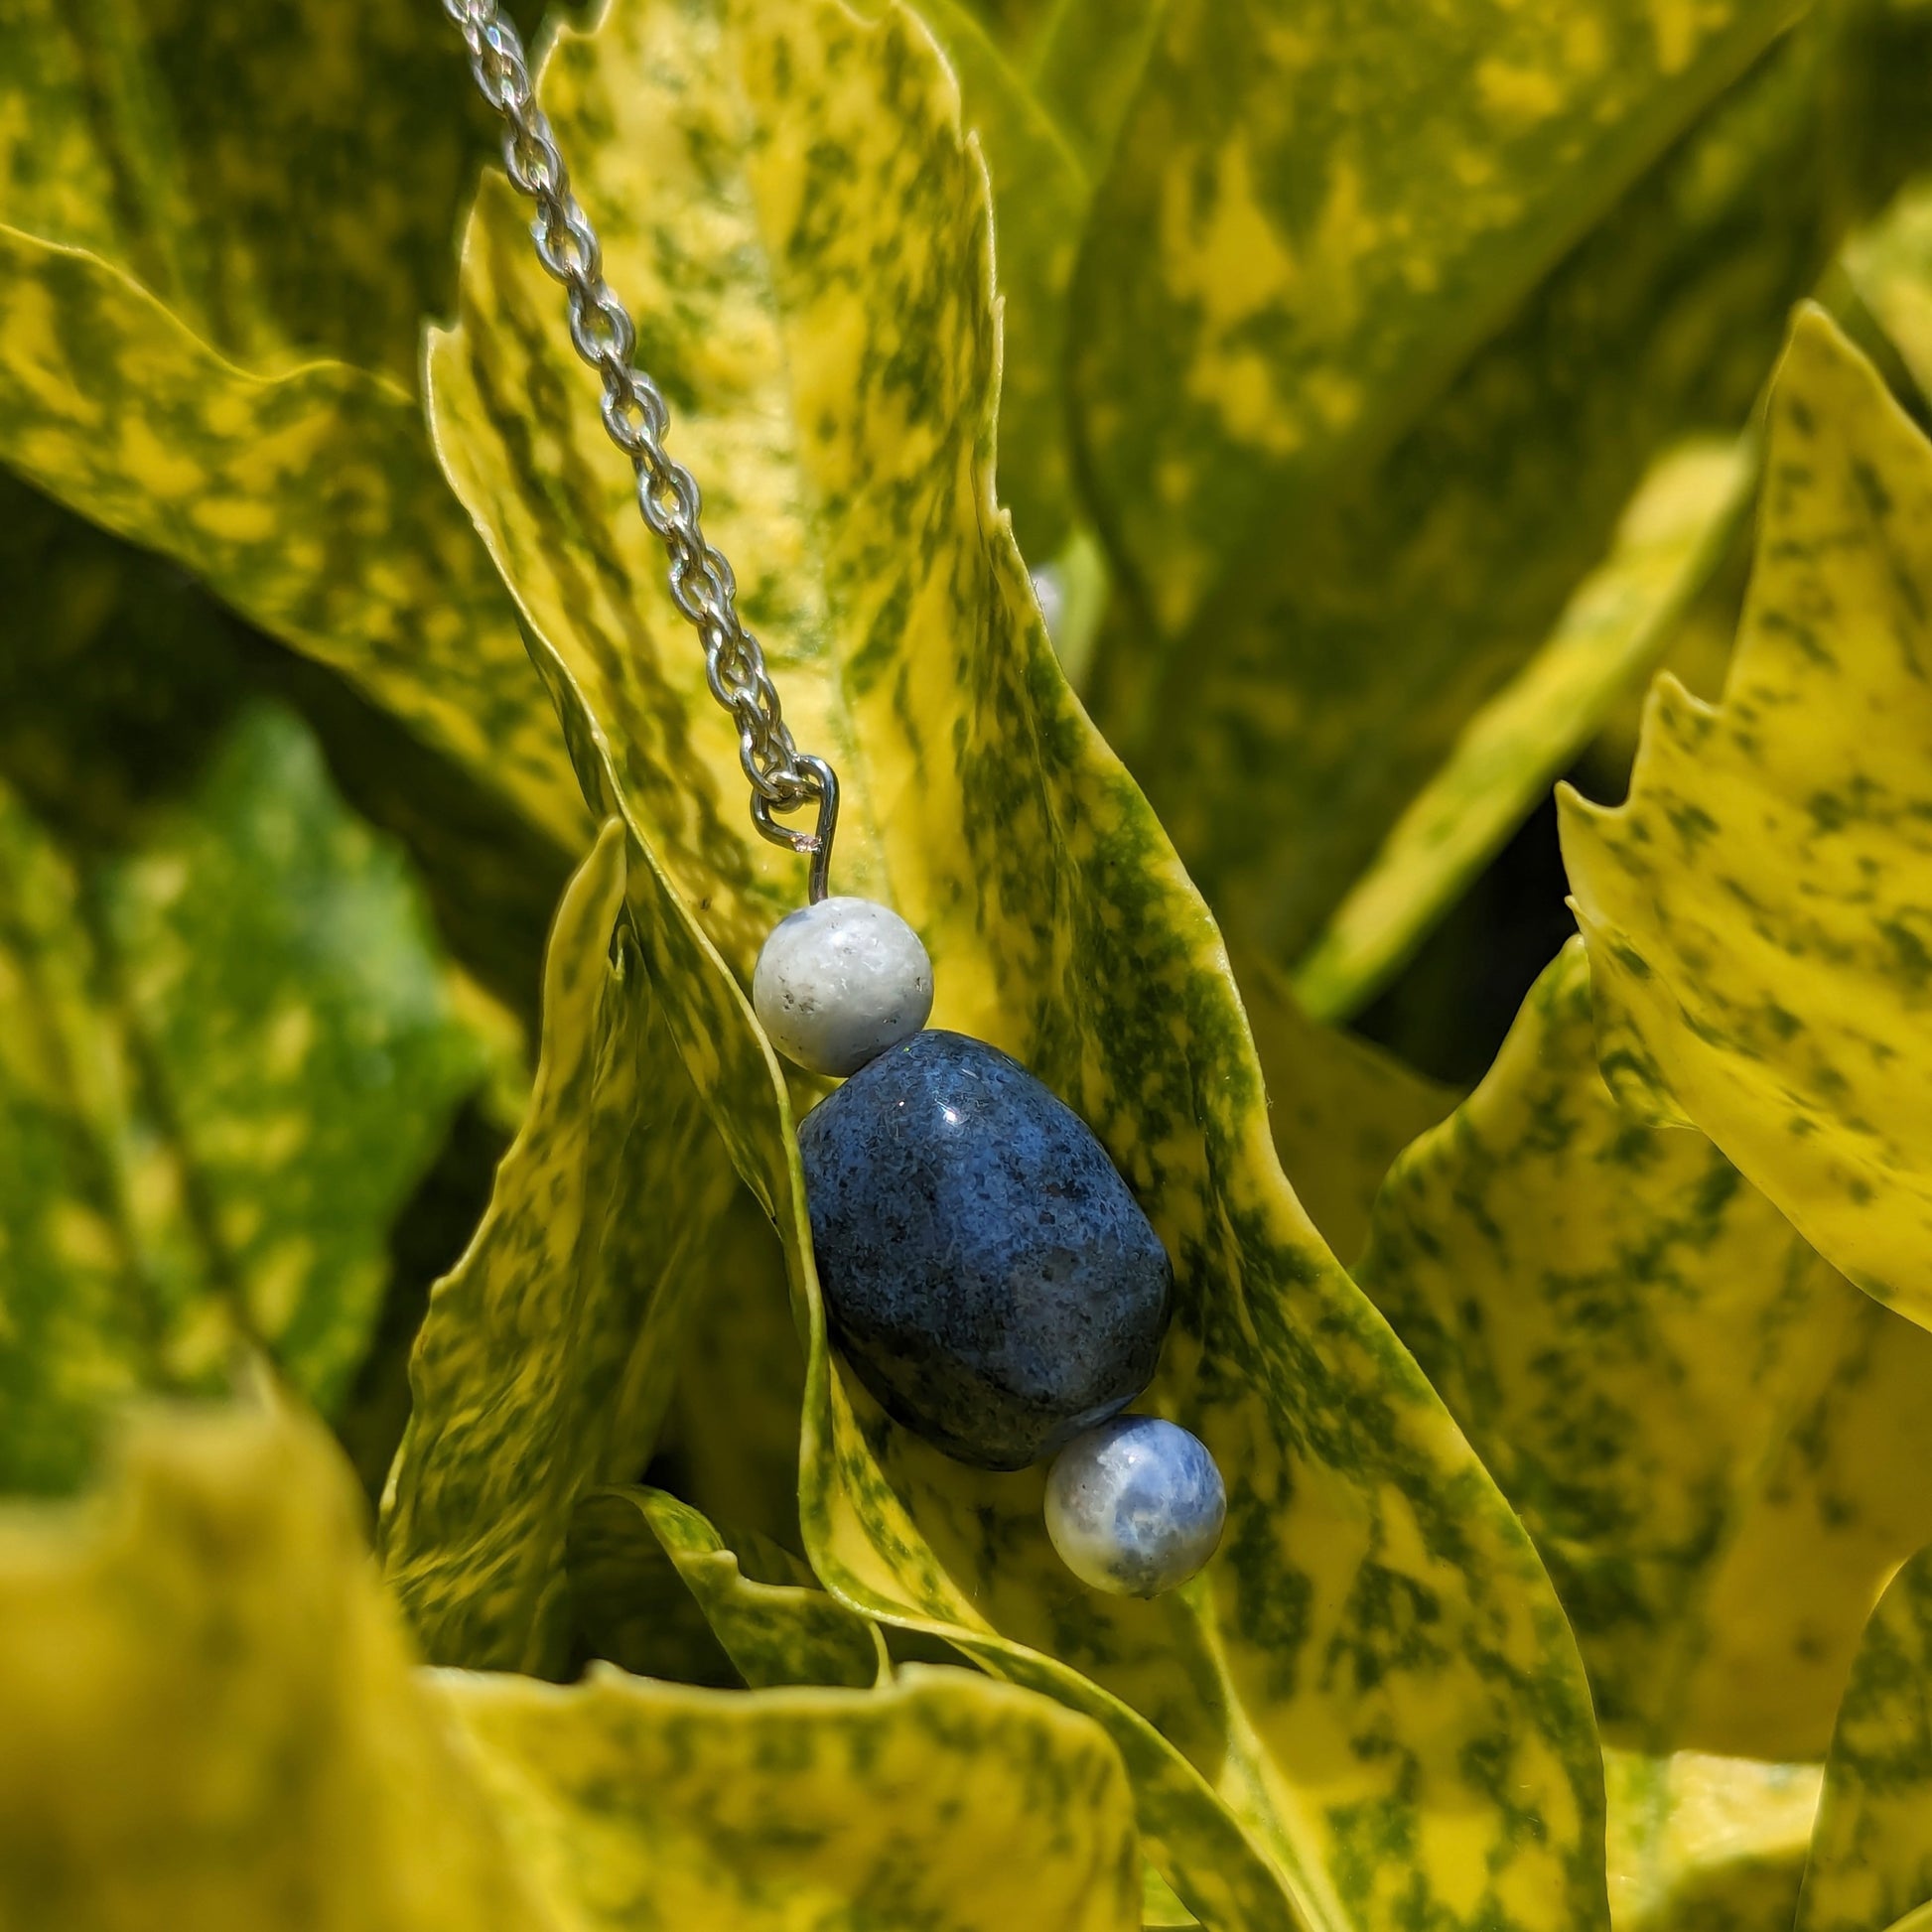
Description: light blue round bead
1044,1416,1226,1597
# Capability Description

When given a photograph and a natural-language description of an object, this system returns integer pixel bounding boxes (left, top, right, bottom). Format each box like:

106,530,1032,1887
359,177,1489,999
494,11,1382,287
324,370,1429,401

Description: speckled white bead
1044,1416,1225,1597
753,897,934,1077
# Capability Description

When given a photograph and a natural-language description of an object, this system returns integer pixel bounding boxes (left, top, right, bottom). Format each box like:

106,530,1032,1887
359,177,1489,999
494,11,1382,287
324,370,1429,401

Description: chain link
442,0,839,897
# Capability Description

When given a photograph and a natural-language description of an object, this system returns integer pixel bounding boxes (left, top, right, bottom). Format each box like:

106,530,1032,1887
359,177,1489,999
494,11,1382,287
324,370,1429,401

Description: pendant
798,1029,1171,1470
755,896,1223,1594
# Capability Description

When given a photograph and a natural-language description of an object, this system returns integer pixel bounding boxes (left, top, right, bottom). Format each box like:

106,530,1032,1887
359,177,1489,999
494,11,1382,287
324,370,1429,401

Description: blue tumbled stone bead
796,1030,1172,1470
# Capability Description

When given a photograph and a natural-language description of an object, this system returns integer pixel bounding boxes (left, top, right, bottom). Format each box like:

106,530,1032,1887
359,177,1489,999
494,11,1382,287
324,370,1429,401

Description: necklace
444,0,1225,1598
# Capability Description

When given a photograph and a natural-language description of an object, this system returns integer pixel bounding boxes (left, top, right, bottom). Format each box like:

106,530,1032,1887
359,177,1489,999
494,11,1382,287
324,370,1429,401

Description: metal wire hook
751,755,840,903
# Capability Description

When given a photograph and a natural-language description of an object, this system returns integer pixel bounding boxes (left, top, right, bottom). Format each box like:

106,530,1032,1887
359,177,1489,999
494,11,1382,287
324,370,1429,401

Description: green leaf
0,5,586,853
0,1392,550,1931
0,683,488,1488
1082,14,1893,974
96,702,489,1414
1797,1543,1932,1932
1024,0,1166,178
1845,177,1932,401
884,0,1089,558
424,2,1609,1925
1561,307,1932,1332
1606,1747,1821,1932
1294,437,1754,1026
1072,0,1804,640
381,822,745,1677
436,1661,1146,1932
0,0,500,381
0,1383,1150,1930
1357,940,1932,1758
567,1484,885,1688
0,774,220,1496
1234,947,1454,1265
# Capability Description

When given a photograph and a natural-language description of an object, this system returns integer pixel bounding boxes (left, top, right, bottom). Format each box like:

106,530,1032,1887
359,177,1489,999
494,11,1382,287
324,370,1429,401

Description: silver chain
443,0,839,900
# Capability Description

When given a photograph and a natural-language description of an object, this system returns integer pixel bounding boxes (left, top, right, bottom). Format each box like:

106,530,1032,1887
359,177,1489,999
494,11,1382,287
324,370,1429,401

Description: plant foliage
9,1,1932,1928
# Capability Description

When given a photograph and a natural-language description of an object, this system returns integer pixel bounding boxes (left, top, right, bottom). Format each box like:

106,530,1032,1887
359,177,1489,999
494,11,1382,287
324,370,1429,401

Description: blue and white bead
1044,1415,1225,1596
753,896,933,1077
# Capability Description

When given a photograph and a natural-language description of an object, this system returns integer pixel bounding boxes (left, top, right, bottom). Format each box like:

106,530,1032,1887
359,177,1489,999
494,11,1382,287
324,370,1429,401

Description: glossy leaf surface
0,775,220,1496
1359,940,1932,1758
0,5,584,849
1072,0,1798,637
1295,439,1753,1025
381,824,741,1677
438,1662,1144,1932
98,702,489,1413
567,1484,884,1688
425,2,1608,1925
0,689,486,1489
1083,18,1893,976
0,1395,548,1932
1606,1747,1820,1932
1563,309,1932,1331
1797,1543,1932,1932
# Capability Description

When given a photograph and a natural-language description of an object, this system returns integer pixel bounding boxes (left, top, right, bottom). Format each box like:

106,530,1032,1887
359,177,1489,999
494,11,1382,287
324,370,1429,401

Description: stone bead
1044,1416,1226,1597
753,897,933,1077
796,1030,1172,1470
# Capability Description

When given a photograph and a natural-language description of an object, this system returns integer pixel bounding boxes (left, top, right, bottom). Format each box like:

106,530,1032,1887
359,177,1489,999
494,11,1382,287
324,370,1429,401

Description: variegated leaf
0,0,501,380
1074,0,1807,641
96,702,490,1414
883,0,1087,558
1358,940,1932,1758
381,823,743,1678
1797,1543,1932,1932
1234,946,1455,1265
1562,308,1932,1331
1606,1747,1821,1932
0,673,488,1488
424,3,1608,1926
567,1484,885,1687
1295,439,1754,1026
1083,14,1903,977
0,4,586,852
0,774,221,1496
436,1662,1144,1932
0,1392,551,1931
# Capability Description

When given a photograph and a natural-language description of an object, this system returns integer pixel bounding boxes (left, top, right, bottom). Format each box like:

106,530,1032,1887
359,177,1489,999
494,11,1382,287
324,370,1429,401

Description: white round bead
753,897,933,1077
1044,1416,1225,1597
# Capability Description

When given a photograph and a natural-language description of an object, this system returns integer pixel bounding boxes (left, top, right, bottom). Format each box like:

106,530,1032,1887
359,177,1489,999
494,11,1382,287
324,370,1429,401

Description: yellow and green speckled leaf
1797,1543,1932,1932
1606,1747,1822,1932
0,775,222,1496
567,1484,885,1688
0,2,585,852
436,1662,1144,1932
1294,438,1755,1026
0,1391,549,1932
1233,946,1455,1265
425,2,1608,1925
381,822,744,1677
1357,940,1932,1759
1083,16,1909,977
875,0,1087,559
0,671,491,1489
0,234,584,851
1072,0,1803,642
1562,308,1932,1331
0,0,502,381
95,701,489,1416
